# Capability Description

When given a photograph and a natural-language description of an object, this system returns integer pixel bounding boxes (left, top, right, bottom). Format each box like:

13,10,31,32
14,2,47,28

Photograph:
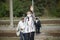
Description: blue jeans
20,32,24,40
23,33,30,40
20,32,30,40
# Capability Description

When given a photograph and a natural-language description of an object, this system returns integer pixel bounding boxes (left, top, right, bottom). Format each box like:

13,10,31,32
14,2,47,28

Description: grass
0,17,60,20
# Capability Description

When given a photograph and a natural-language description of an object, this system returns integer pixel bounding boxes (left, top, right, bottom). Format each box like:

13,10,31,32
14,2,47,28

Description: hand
30,6,33,12
20,28,23,30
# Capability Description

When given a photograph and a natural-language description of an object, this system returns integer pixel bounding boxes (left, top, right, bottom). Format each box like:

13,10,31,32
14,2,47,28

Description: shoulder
24,17,28,19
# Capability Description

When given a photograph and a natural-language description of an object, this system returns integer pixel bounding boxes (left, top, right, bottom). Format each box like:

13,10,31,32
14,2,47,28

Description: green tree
34,0,60,17
13,0,31,17
0,0,60,18
0,0,9,17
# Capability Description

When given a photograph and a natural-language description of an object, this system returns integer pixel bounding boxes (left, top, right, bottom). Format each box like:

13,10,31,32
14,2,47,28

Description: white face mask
27,14,32,17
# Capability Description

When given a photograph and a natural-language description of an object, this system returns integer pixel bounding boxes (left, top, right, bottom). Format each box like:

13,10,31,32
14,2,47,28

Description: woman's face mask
27,12,32,17
27,14,32,17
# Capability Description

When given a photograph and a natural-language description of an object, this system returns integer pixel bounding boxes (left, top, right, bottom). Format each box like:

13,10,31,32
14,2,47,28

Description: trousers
30,32,35,40
20,32,30,40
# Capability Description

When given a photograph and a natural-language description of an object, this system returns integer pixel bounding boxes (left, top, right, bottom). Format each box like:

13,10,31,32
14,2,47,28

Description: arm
30,6,35,22
38,20,41,27
30,6,33,12
16,22,20,36
16,22,20,32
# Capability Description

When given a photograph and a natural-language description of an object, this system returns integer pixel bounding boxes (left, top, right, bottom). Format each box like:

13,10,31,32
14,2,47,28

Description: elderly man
16,17,30,40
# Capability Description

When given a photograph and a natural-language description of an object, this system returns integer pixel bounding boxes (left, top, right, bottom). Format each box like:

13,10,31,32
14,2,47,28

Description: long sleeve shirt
16,20,29,33
24,16,35,33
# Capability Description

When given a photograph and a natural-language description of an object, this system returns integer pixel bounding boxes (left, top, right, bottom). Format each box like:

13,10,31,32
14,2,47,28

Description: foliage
0,0,9,17
13,0,31,17
0,0,60,18
34,0,60,17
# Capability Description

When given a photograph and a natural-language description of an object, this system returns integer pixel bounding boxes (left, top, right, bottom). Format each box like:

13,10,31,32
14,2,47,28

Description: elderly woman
25,6,35,40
